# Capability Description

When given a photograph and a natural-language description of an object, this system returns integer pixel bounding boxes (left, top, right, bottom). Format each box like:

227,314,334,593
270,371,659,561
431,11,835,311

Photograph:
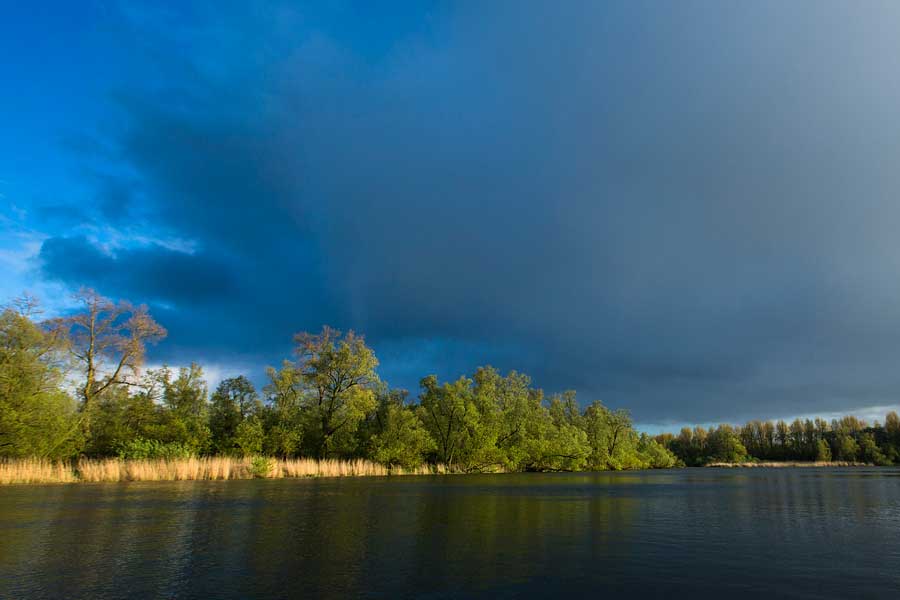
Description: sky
4,1,900,428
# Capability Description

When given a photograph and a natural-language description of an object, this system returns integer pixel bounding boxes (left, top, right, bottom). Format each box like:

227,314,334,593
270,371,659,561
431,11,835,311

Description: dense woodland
0,290,677,471
656,415,900,466
3,289,899,471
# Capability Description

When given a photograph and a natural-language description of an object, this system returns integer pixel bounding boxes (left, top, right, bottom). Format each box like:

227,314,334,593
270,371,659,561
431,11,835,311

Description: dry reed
0,457,451,485
0,459,76,484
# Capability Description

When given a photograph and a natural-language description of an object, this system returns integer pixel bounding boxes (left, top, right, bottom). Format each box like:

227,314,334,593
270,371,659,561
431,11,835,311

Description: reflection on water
1,469,899,598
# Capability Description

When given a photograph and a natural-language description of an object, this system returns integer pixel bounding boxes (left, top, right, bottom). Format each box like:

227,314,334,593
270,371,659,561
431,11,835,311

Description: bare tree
48,288,167,411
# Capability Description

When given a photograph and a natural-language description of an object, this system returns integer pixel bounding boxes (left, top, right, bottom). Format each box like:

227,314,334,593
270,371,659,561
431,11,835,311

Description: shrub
250,456,274,478
116,438,194,460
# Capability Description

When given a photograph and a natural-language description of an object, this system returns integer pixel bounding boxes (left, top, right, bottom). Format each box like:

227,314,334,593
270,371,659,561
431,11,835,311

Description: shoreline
705,461,871,468
0,457,450,485
3,458,889,486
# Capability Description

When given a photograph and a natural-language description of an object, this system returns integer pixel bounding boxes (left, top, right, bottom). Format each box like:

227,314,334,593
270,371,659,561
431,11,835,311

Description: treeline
655,415,900,466
0,290,677,472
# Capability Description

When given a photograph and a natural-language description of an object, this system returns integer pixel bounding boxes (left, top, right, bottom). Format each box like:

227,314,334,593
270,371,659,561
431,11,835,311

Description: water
1,468,899,599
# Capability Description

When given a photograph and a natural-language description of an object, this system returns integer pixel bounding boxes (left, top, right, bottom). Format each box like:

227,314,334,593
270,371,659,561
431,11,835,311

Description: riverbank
0,457,449,485
705,461,870,468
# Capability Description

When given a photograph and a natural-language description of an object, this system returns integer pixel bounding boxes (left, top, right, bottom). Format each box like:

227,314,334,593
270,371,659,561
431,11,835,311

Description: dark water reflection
1,469,899,598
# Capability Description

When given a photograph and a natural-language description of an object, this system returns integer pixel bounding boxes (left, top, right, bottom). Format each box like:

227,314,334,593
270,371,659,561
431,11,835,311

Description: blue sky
4,1,900,427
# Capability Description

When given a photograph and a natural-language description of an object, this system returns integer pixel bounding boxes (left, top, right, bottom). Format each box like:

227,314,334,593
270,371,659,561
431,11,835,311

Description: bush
116,438,194,460
250,456,275,478
235,418,265,456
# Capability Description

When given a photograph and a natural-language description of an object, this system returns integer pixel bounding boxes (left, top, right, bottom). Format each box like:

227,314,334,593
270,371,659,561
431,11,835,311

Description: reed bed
0,457,451,485
706,461,870,468
0,459,77,484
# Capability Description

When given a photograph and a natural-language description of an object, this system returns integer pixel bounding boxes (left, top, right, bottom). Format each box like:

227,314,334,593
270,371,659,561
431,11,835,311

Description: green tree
834,433,859,462
371,401,434,469
418,374,475,469
261,362,305,457
521,415,589,471
158,364,209,454
581,400,642,470
638,434,678,468
209,376,260,454
86,381,162,456
706,425,749,463
884,411,900,464
234,417,266,456
0,303,80,458
859,432,888,465
294,327,379,458
815,438,832,461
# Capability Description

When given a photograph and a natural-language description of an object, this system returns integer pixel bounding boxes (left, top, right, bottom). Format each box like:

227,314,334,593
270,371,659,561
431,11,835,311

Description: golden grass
0,457,451,484
0,459,76,484
706,461,870,468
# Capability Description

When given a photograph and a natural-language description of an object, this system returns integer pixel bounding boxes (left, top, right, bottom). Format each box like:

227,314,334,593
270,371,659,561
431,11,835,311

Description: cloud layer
16,1,900,422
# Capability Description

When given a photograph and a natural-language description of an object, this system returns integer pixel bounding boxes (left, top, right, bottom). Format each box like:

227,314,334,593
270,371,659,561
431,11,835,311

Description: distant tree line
655,415,900,466
0,290,677,472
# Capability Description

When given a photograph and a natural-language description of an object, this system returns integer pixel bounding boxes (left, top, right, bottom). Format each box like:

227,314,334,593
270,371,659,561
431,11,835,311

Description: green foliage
262,422,303,458
0,305,81,459
209,376,260,454
816,439,832,461
85,385,161,456
293,327,379,458
859,432,889,466
250,455,275,478
259,363,304,457
580,399,647,470
705,425,749,463
371,401,435,470
10,292,900,473
158,364,211,454
834,433,859,462
660,413,900,466
521,420,590,472
116,437,193,460
637,434,678,468
234,417,265,456
418,374,500,471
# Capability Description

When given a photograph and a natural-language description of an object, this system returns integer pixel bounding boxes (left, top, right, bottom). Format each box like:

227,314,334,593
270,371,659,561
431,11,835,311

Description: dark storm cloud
39,236,235,305
37,1,900,422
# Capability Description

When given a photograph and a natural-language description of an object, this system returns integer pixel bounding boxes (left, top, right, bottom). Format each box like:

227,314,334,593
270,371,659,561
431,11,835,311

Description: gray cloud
34,1,900,422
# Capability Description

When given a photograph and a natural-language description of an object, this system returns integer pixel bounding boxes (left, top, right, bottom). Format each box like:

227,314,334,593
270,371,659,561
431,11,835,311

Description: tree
234,417,265,456
886,411,900,440
48,289,165,438
859,432,888,465
638,434,678,468
86,382,160,456
485,370,582,471
261,362,304,457
834,433,859,462
294,327,379,458
885,411,900,464
209,376,260,454
706,425,749,463
158,364,209,454
603,408,640,469
0,303,80,458
816,439,832,462
370,401,434,470
418,374,474,469
521,415,589,472
581,400,642,469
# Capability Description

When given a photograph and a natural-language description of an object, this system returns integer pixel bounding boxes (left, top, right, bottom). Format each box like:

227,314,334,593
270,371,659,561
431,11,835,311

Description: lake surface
1,468,899,599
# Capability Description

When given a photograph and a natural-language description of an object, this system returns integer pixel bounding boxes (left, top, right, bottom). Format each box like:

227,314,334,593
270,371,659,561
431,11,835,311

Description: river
1,468,899,598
